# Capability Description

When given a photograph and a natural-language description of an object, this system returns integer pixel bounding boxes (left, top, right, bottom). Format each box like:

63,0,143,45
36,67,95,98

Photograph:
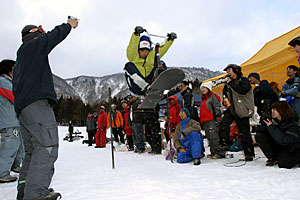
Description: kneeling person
174,108,203,165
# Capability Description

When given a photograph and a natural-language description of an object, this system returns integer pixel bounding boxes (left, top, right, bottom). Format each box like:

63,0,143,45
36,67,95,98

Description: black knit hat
21,25,44,43
288,36,300,47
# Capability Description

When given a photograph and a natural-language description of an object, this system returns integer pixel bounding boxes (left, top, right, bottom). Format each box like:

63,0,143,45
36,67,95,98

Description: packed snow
1,126,300,200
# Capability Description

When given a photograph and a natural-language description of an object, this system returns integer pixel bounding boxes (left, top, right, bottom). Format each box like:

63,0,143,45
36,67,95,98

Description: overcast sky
0,0,299,79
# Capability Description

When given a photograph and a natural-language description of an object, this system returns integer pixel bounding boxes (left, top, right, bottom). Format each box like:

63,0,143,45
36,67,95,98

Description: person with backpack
124,26,177,95
218,64,255,161
199,81,225,159
107,104,124,145
13,17,78,199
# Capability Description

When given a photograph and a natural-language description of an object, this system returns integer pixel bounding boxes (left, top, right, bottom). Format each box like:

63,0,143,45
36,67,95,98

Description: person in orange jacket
107,104,124,144
95,106,107,148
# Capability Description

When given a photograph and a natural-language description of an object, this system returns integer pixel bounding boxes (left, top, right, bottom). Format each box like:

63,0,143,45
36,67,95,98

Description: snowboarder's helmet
139,35,151,50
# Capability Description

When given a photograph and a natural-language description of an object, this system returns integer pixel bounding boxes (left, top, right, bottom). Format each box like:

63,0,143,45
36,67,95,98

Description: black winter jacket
253,80,278,110
267,118,300,151
13,23,72,114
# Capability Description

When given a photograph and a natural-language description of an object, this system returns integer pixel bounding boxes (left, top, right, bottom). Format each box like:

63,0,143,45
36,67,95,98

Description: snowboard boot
193,158,201,166
0,174,18,183
44,191,62,200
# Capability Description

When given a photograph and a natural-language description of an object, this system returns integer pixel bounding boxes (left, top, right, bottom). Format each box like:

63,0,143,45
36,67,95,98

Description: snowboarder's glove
134,26,146,35
167,32,177,41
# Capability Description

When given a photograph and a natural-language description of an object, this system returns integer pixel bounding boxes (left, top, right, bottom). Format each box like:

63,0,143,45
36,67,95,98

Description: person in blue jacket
173,108,203,165
0,59,24,184
281,65,300,115
13,17,79,200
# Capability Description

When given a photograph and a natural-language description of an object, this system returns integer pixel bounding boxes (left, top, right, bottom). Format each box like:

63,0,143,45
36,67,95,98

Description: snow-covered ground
1,126,300,200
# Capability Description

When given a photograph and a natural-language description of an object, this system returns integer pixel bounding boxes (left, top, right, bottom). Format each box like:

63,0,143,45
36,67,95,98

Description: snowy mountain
53,67,222,105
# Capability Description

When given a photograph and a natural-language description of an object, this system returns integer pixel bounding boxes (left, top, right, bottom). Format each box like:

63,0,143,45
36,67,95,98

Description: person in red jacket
200,81,225,158
121,100,134,151
165,96,181,141
95,106,107,148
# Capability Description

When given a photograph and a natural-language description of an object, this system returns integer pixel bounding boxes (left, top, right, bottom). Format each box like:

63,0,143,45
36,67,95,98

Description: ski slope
1,126,300,200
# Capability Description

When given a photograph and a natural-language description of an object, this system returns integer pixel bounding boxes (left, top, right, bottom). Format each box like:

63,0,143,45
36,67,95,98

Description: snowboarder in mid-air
124,26,177,95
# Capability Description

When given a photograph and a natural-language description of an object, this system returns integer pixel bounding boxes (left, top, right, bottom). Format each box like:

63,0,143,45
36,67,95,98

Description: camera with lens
259,99,272,121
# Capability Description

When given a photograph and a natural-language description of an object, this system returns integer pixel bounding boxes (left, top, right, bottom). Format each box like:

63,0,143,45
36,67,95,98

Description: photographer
13,17,78,199
255,101,300,168
248,72,278,121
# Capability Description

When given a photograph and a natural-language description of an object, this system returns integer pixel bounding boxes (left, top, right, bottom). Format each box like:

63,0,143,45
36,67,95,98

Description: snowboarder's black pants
112,128,125,144
256,131,300,168
87,130,96,146
219,110,254,156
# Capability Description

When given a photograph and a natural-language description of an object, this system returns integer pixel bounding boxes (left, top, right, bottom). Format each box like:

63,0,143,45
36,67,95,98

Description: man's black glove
167,32,177,41
134,26,146,35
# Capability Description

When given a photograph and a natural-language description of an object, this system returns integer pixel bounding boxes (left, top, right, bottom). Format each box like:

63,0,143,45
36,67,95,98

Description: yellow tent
204,26,300,97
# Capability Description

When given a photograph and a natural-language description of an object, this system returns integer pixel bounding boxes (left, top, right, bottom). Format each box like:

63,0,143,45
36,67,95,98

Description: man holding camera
124,26,177,95
13,17,78,200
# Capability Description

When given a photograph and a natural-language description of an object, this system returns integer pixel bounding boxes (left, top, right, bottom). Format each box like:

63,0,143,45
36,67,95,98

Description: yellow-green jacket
126,33,174,78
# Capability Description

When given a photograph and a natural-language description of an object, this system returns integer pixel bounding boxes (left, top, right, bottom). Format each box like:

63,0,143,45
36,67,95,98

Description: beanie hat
139,35,151,50
21,25,45,43
248,72,260,81
200,81,213,91
180,108,190,117
100,105,105,109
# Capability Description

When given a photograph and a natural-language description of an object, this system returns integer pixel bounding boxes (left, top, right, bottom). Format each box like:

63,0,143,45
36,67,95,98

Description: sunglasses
29,25,45,34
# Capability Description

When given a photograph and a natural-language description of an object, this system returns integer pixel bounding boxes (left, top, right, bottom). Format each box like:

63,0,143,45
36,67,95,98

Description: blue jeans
177,131,203,163
0,127,20,178
132,123,145,150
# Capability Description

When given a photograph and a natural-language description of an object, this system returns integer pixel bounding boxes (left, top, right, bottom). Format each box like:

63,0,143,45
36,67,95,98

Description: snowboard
138,68,185,109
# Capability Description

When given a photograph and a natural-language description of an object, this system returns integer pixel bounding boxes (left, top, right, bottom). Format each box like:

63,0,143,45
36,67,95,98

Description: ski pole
110,110,115,169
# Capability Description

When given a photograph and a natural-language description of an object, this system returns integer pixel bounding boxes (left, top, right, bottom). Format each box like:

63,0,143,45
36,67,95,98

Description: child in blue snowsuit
174,108,203,165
